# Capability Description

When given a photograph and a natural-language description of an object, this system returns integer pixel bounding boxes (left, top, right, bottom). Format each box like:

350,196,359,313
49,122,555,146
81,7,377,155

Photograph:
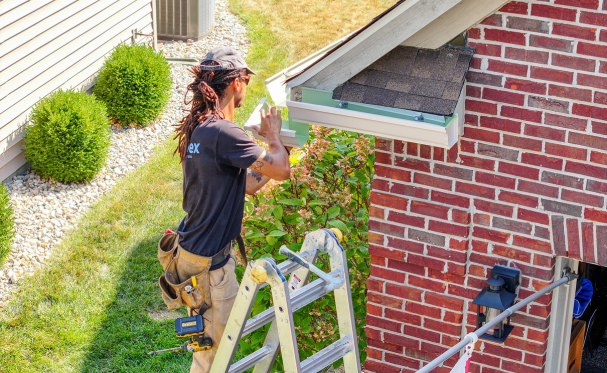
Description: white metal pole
416,272,577,373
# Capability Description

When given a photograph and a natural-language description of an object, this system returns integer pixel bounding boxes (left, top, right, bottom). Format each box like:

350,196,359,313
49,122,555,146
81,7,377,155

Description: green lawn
0,1,392,371
0,139,191,372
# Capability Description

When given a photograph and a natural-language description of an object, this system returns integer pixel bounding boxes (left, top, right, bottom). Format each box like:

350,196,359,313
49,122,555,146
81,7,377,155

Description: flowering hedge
235,126,374,370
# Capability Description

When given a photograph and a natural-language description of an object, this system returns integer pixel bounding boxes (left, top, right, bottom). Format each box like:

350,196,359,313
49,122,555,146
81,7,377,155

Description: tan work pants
176,247,239,373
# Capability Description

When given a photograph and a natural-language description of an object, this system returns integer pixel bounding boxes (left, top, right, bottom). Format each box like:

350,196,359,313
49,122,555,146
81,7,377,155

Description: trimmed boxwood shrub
24,89,111,183
93,43,172,126
0,182,14,266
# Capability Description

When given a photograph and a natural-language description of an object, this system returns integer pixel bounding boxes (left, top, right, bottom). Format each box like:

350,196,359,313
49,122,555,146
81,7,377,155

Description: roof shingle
332,45,474,116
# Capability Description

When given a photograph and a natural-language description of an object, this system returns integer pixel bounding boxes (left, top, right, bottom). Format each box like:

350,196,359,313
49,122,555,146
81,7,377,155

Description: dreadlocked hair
173,63,245,162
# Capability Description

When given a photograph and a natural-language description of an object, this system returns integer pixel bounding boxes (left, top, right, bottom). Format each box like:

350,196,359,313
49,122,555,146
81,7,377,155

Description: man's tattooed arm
246,169,270,195
250,160,264,172
249,152,273,172
262,152,274,165
248,170,264,182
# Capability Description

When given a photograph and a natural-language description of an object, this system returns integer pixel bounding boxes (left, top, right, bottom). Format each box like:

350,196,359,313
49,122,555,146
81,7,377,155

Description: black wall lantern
473,265,521,342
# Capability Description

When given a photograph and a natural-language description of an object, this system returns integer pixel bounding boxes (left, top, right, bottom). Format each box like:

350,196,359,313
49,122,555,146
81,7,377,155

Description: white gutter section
287,100,460,148
243,98,306,148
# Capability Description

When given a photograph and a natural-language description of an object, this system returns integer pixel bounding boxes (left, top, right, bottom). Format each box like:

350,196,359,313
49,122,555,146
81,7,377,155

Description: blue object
175,315,205,337
324,229,345,252
573,278,593,319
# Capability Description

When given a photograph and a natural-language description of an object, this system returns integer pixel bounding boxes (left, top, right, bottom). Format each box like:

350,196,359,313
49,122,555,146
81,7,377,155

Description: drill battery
175,315,205,337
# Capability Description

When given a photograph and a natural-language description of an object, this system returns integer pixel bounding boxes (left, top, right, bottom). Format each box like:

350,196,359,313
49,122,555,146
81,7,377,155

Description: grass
0,140,191,372
0,1,393,371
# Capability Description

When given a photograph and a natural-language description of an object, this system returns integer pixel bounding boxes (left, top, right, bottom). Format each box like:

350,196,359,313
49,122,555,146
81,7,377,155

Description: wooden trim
400,0,509,48
243,98,309,148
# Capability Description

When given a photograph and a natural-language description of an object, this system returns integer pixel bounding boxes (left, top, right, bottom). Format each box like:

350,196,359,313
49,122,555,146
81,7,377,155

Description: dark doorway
578,262,607,372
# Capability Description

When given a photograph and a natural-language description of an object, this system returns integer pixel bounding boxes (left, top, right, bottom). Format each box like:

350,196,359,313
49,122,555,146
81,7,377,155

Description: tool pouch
158,232,179,271
157,232,212,311
158,274,181,310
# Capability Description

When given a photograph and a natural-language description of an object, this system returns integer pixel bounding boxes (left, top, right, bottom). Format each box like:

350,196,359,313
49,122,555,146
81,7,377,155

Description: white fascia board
264,30,358,106
400,0,510,49
287,100,458,148
284,0,421,89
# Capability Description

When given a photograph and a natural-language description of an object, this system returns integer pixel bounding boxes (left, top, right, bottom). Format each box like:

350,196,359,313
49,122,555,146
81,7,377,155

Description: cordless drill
148,315,213,355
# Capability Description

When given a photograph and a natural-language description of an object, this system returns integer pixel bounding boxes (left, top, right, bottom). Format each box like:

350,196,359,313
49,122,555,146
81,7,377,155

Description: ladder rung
242,269,341,336
301,336,354,373
228,344,274,373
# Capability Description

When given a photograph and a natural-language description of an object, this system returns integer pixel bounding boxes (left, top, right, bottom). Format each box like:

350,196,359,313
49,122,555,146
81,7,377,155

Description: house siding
366,0,607,372
0,0,155,182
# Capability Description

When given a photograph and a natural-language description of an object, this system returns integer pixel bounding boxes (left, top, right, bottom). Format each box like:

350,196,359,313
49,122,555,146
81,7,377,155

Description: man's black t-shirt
177,117,263,269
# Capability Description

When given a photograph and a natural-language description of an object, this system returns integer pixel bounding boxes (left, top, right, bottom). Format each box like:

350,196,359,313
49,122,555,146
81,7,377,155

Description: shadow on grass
79,235,192,373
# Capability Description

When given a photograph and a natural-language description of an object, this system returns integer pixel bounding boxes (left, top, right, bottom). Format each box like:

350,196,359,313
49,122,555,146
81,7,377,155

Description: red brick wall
366,1,607,372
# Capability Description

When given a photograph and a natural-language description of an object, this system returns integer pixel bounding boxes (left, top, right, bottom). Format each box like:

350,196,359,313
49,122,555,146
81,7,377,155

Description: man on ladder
157,45,291,373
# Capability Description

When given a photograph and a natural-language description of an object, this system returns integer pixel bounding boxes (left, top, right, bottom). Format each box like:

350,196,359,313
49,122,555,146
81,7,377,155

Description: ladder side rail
266,264,302,373
253,230,325,373
210,265,263,373
325,233,362,373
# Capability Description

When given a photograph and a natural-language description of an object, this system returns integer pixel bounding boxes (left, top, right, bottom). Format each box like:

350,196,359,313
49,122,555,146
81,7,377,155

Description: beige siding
0,0,155,182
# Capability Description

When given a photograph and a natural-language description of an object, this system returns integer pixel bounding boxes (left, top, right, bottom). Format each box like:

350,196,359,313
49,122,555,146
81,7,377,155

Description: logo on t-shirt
187,143,200,158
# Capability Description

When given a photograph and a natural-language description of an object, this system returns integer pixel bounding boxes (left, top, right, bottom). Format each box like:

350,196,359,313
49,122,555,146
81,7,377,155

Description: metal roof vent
156,0,214,41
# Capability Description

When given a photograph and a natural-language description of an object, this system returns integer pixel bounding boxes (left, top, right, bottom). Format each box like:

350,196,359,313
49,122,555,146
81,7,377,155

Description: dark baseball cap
200,46,256,75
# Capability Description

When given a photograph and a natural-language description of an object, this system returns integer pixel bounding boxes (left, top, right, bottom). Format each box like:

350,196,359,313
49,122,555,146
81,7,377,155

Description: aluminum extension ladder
210,228,361,373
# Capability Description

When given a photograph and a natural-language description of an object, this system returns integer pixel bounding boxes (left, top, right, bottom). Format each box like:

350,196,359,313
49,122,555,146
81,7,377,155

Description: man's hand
246,105,290,185
252,106,282,141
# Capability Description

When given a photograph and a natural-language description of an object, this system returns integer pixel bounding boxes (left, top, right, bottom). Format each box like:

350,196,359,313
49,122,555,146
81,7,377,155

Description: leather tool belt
157,232,234,312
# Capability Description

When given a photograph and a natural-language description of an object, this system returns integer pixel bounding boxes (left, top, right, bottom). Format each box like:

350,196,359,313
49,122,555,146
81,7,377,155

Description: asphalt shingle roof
332,46,474,116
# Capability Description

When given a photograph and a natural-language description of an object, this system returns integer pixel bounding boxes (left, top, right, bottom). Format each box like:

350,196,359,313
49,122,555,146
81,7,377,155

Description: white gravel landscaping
0,0,250,309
